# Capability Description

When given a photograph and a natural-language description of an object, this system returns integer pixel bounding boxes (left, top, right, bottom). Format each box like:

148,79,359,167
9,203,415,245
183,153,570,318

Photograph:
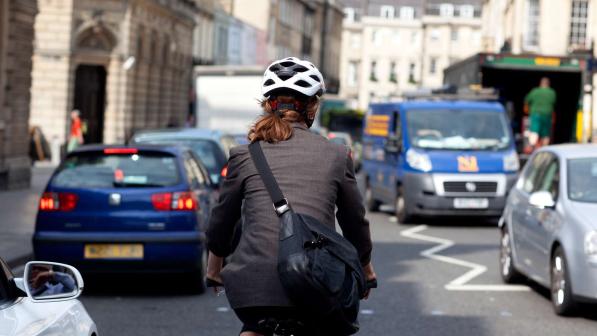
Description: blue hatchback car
33,145,216,291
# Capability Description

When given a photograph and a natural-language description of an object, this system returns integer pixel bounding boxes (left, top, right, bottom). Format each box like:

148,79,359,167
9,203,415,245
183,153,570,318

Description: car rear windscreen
52,151,180,188
133,138,226,175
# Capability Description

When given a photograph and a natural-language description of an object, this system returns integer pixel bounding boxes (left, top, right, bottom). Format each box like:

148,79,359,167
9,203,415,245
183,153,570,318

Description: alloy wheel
552,254,566,307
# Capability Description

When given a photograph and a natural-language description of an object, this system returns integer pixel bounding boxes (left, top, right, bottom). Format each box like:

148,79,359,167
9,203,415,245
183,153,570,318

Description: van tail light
221,164,228,178
152,191,197,211
39,192,78,211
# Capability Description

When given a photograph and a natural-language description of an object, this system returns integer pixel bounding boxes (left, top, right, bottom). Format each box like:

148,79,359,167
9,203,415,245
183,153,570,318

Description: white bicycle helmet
262,57,326,98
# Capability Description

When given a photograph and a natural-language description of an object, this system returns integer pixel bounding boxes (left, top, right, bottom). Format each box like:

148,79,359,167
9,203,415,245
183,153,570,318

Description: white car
0,258,97,335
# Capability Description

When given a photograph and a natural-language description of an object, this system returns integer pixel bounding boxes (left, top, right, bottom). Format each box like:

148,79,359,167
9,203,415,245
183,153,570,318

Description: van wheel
499,226,523,283
551,247,576,316
396,187,414,224
365,184,380,212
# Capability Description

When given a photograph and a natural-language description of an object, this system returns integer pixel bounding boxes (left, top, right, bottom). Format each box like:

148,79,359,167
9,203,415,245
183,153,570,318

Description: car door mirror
384,135,402,153
529,191,556,209
19,261,84,302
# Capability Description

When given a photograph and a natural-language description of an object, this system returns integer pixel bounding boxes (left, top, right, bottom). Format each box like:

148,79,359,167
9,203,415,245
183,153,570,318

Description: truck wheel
499,226,523,284
396,187,414,224
365,184,380,212
551,246,576,316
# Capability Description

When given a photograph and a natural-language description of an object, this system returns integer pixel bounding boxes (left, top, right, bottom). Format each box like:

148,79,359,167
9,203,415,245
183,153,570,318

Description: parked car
328,131,362,172
33,145,217,292
130,128,238,185
0,258,97,335
362,101,519,223
499,144,597,315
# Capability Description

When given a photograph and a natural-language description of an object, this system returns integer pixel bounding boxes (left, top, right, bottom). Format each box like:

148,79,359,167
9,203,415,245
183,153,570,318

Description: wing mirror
529,191,556,209
14,261,84,302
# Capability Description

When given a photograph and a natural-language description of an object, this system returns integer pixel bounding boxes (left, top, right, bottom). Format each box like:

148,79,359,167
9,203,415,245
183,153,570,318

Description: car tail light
152,192,197,211
39,192,78,211
221,164,228,178
104,148,138,155
151,192,173,211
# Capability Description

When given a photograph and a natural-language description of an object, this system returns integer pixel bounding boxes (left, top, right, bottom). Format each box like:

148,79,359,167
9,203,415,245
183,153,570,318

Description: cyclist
206,57,376,336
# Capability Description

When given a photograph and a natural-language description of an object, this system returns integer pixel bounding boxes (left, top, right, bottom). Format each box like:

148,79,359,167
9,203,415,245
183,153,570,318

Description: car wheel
188,251,207,294
365,183,380,212
499,226,523,283
551,246,576,316
396,187,414,224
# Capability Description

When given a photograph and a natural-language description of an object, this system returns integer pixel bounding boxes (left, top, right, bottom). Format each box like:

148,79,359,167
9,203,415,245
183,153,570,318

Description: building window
429,57,437,74
348,61,358,87
370,61,378,82
524,0,540,48
430,29,440,41
389,61,397,83
451,29,459,41
393,30,401,44
408,62,416,83
400,6,415,20
460,5,475,18
372,29,383,46
381,5,395,19
344,7,356,22
439,4,454,17
350,33,361,48
411,31,418,44
569,0,588,47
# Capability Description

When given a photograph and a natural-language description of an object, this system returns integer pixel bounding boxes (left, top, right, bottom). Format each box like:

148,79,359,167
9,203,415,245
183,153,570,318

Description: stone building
193,0,215,65
339,0,483,109
229,0,344,93
0,0,37,189
29,0,197,150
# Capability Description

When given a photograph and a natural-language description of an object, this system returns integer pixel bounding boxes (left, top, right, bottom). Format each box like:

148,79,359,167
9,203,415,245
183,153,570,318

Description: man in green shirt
524,77,556,149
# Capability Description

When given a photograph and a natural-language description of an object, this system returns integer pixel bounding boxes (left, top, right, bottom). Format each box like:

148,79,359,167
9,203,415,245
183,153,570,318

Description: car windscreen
134,138,226,176
406,109,512,150
568,158,597,203
52,152,180,188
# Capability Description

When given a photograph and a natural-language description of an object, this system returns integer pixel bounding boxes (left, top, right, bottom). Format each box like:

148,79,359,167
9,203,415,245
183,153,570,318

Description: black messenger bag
249,142,367,335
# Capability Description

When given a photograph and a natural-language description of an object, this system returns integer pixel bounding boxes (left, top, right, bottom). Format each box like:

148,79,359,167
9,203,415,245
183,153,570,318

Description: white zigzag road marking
401,225,529,292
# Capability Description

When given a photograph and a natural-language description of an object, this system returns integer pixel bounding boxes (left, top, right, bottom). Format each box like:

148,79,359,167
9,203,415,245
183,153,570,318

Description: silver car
499,144,597,315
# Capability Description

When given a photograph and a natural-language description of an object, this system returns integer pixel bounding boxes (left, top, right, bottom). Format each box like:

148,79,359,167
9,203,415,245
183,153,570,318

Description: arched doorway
73,65,106,144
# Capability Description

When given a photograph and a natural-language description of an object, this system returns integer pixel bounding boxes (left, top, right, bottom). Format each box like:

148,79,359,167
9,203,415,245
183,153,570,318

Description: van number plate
453,198,489,209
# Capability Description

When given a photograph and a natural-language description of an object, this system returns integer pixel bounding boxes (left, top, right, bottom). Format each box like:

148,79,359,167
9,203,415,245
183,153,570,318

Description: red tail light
39,192,78,211
221,164,228,178
152,192,197,211
104,148,138,154
151,192,173,211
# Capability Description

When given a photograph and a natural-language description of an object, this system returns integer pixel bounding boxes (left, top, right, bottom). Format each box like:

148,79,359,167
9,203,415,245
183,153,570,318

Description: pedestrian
206,57,376,336
524,77,556,152
67,109,84,152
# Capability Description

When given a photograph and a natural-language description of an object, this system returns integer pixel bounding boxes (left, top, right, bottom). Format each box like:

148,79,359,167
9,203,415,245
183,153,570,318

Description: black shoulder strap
248,142,290,216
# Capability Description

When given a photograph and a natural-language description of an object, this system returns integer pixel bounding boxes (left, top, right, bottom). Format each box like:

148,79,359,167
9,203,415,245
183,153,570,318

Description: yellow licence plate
84,244,144,259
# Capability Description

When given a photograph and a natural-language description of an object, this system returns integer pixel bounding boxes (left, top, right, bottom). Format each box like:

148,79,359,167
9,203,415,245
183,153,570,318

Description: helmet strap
269,99,305,114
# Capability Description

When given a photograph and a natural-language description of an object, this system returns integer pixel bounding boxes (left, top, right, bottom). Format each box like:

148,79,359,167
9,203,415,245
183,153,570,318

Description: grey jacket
207,123,372,309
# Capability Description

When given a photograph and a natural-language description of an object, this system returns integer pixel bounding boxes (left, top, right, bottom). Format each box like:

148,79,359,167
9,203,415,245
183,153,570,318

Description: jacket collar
291,122,308,130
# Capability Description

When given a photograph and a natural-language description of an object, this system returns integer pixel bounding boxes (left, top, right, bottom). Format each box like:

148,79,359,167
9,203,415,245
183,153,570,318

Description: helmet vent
295,80,311,88
309,75,321,82
264,79,275,86
280,61,296,67
277,73,292,81
294,65,309,73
